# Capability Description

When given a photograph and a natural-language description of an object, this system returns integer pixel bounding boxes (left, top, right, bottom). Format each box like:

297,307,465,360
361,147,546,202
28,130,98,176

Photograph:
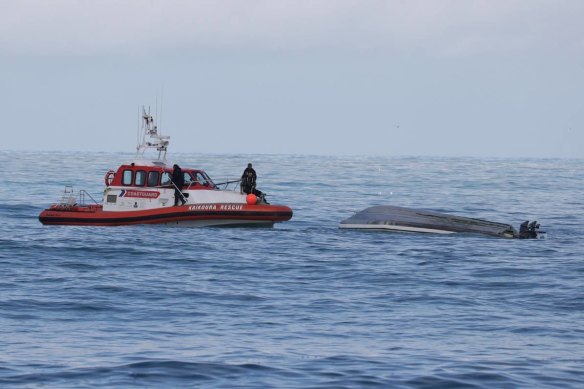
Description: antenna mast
135,106,170,162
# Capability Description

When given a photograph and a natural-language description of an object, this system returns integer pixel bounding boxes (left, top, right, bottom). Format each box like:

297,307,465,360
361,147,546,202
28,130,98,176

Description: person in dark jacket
240,163,257,195
172,164,186,206
240,163,269,203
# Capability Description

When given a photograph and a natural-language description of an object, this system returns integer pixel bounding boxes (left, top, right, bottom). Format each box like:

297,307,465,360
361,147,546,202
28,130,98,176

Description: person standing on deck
172,164,186,206
240,163,257,195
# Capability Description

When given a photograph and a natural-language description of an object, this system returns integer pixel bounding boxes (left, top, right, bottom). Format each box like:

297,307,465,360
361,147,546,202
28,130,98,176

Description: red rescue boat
38,108,293,227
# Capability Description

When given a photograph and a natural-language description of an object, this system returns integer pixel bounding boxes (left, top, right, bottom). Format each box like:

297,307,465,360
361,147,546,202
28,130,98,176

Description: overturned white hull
340,205,540,239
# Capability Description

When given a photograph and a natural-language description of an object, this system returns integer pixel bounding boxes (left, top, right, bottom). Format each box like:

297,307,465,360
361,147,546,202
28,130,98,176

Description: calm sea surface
0,151,583,388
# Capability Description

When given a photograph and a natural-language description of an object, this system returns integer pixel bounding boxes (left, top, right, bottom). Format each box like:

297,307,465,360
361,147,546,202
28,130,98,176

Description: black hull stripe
39,210,293,225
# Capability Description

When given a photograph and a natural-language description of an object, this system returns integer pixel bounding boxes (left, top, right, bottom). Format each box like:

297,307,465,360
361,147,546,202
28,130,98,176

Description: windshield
189,171,214,187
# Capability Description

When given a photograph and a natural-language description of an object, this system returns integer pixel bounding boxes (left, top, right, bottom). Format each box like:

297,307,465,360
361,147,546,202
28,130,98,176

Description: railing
79,190,100,205
59,185,76,206
57,186,100,207
213,179,242,192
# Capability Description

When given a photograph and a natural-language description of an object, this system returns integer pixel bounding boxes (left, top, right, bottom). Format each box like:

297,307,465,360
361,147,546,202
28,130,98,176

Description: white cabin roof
127,159,169,168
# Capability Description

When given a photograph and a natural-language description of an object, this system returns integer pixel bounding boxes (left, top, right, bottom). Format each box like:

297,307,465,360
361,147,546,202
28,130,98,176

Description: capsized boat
39,108,293,227
339,205,541,239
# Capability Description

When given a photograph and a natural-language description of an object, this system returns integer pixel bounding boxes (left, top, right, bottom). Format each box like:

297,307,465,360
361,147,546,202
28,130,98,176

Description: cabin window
135,170,146,186
161,172,171,186
183,172,193,185
122,170,133,186
190,172,200,185
203,172,214,187
147,171,160,187
193,172,210,186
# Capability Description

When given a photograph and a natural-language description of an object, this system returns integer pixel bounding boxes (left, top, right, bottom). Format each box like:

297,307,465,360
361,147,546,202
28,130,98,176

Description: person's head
173,164,179,170
247,163,252,168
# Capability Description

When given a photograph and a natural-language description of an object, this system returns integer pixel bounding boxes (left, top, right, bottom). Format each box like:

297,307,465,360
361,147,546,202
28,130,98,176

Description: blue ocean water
0,150,583,388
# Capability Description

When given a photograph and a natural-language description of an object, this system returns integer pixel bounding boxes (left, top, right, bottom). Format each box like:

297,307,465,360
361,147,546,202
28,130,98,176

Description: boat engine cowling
518,220,542,239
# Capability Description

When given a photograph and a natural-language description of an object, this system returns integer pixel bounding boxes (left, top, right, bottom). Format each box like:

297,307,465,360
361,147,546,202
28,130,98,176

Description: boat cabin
107,164,215,190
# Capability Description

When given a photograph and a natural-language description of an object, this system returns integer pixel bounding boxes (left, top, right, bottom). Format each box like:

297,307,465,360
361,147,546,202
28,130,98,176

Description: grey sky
1,0,583,157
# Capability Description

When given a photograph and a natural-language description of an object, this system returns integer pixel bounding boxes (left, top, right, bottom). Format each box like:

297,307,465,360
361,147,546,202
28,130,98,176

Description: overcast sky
1,0,583,157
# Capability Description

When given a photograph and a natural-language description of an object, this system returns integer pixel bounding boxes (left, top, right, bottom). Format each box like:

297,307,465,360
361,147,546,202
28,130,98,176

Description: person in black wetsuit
240,163,257,195
172,164,186,206
240,163,268,203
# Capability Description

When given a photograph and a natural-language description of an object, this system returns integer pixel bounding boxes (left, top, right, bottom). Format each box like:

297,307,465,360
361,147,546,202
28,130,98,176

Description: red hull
39,203,293,227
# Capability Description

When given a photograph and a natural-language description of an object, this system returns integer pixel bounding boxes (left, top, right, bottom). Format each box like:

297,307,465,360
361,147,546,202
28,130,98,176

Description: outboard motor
518,220,541,239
